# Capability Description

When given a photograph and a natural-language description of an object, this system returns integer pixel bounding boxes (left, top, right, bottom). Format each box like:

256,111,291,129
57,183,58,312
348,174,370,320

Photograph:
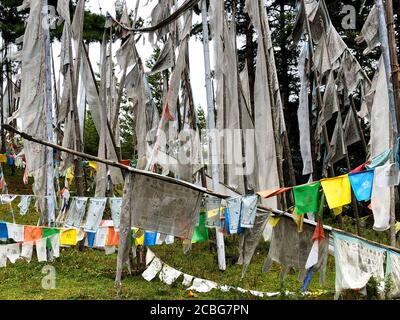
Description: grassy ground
0,165,387,300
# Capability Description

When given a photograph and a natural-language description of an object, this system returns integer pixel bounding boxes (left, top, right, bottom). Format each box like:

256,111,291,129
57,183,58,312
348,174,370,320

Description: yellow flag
0,154,6,163
66,167,74,183
396,222,400,234
89,161,97,171
60,228,78,245
320,174,352,209
207,207,225,218
267,216,281,227
332,207,343,216
134,228,144,246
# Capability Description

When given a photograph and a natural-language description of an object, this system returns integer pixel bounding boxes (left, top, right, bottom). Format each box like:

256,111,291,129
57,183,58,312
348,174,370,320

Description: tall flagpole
42,0,55,225
201,0,226,271
376,0,398,247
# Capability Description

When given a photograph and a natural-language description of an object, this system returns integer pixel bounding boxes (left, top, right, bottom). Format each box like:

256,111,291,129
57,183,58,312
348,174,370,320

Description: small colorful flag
348,169,374,201
24,226,42,242
320,174,352,209
292,182,321,215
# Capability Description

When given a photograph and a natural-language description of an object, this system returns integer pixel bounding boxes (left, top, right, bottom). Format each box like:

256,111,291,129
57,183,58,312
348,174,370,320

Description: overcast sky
55,0,210,112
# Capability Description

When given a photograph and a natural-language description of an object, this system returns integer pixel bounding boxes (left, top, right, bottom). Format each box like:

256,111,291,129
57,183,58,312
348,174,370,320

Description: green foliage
196,106,207,131
83,111,99,156
0,0,28,44
119,96,136,160
146,48,164,115
0,0,106,44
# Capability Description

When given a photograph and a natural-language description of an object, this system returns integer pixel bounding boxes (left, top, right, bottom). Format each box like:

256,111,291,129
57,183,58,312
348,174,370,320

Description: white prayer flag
21,242,33,262
142,257,163,282
6,223,24,242
6,243,20,264
159,264,182,285
35,238,47,262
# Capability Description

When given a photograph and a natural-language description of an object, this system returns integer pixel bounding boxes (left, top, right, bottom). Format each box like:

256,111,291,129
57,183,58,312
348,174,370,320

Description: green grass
0,165,385,300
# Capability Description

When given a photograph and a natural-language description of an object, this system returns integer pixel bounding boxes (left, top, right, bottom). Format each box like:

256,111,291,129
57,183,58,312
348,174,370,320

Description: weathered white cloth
226,196,242,234
182,273,194,287
35,238,47,263
326,23,347,65
83,198,107,232
21,242,33,262
333,232,385,299
93,227,108,248
245,0,280,208
146,249,155,266
374,163,400,188
149,36,175,75
6,223,24,242
81,48,123,188
343,107,362,147
263,217,329,284
0,195,17,204
50,234,60,258
6,243,20,264
327,112,347,165
124,173,203,239
317,71,339,141
57,0,70,23
18,195,32,216
314,35,331,77
18,0,47,213
298,43,313,175
109,198,122,231
142,257,163,282
187,278,218,293
339,50,364,96
370,57,391,231
240,195,258,228
238,211,269,279
64,197,88,229
159,264,182,285
356,5,379,55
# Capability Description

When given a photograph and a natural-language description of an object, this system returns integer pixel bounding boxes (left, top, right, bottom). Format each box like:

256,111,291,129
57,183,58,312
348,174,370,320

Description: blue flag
0,222,8,239
348,169,374,201
144,231,158,246
87,232,96,247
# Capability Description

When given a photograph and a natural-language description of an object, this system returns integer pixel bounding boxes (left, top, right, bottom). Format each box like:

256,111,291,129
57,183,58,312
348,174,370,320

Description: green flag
42,228,60,248
192,212,208,244
293,181,321,215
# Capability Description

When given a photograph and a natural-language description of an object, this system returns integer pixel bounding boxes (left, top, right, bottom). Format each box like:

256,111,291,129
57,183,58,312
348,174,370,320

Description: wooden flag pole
376,0,398,247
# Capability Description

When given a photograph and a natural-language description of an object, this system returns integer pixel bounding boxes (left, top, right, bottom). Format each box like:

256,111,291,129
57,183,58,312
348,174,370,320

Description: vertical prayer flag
348,169,374,201
292,182,321,215
35,238,47,262
226,196,242,234
24,226,42,242
240,195,258,228
320,174,352,209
